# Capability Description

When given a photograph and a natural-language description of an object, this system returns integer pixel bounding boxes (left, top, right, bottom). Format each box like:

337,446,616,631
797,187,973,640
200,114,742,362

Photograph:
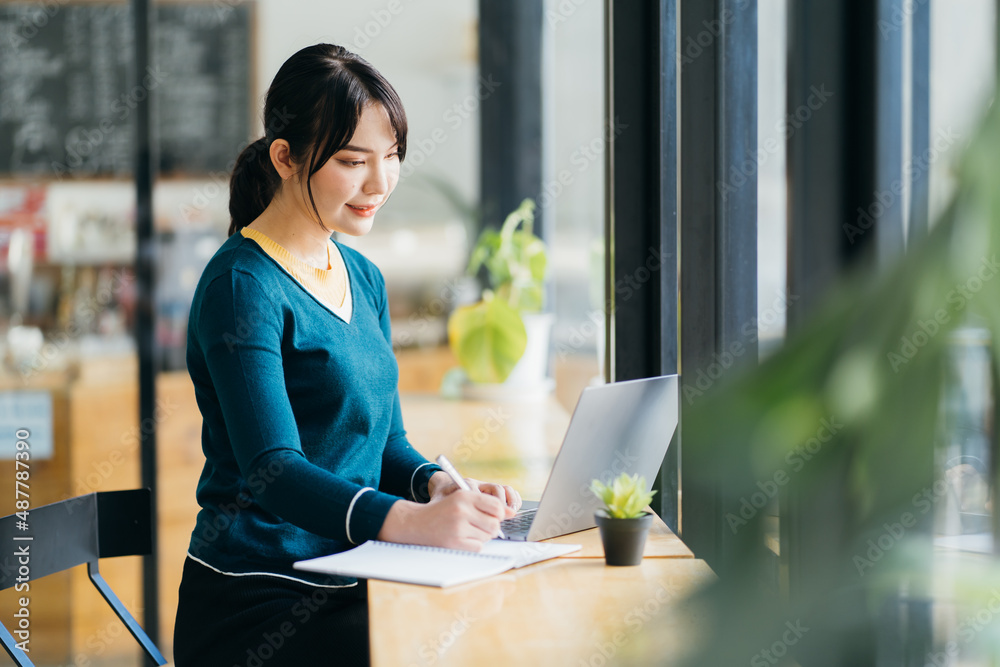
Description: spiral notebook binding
370,540,511,561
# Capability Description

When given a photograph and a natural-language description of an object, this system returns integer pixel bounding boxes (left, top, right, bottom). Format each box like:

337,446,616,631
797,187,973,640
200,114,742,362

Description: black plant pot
594,510,653,566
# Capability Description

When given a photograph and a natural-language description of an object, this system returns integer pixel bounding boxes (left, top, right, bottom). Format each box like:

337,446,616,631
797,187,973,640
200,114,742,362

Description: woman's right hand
376,490,514,551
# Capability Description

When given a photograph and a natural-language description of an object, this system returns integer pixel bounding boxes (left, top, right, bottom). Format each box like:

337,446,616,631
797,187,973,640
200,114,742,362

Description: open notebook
293,539,581,588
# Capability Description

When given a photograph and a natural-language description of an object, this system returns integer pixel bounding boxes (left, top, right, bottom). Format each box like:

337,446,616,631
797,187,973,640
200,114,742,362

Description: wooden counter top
539,517,693,558
369,557,715,667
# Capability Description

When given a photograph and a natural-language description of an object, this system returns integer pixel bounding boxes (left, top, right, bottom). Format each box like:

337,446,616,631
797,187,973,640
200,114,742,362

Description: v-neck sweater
240,227,353,322
184,230,442,586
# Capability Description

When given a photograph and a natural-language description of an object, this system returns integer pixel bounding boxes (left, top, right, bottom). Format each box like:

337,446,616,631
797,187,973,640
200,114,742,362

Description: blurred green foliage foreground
659,102,1000,664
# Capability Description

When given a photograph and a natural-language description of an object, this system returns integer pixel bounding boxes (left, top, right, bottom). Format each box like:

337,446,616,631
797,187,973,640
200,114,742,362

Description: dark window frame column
131,0,159,658
676,0,758,573
604,0,679,530
478,0,547,242
605,0,758,552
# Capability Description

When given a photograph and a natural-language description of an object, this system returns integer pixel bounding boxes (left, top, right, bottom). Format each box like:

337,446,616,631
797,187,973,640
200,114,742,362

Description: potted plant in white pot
590,473,657,566
447,198,554,400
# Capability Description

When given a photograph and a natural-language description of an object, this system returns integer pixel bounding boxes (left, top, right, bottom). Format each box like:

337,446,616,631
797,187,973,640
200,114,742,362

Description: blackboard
0,3,252,177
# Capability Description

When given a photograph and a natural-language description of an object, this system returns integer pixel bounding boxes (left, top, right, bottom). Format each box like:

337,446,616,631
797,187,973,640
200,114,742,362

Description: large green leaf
447,296,527,384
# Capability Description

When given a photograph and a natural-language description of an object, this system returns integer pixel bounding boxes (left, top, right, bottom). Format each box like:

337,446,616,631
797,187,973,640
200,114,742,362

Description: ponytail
228,137,281,236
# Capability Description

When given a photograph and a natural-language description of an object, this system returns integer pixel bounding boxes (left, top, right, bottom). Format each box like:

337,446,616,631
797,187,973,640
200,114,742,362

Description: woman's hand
377,491,515,552
427,471,522,511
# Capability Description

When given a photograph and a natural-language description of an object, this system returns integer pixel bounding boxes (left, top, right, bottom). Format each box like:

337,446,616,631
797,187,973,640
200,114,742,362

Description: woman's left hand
428,471,522,511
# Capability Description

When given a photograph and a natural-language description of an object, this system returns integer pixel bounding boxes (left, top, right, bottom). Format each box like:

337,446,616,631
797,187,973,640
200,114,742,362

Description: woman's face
299,103,401,236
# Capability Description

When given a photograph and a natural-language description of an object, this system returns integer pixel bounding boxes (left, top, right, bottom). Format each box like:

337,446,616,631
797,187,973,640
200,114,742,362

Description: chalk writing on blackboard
0,4,252,177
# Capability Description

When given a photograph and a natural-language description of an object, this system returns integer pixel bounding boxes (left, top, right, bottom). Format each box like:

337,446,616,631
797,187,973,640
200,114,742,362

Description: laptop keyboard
501,508,538,532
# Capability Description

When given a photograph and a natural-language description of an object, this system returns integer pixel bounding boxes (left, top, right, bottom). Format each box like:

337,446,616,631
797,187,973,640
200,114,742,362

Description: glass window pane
929,0,996,556
758,0,788,359
546,0,606,410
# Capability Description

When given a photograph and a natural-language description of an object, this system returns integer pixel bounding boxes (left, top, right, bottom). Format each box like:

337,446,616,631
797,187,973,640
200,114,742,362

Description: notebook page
293,541,515,588
480,540,582,568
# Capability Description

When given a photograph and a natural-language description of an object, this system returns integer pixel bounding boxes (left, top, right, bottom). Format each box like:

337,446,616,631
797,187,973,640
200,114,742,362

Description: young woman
172,44,521,666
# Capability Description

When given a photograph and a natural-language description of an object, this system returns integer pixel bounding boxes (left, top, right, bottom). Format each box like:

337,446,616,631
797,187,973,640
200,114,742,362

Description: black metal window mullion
478,0,546,241
604,0,679,530
676,0,758,574
658,0,680,533
131,0,159,660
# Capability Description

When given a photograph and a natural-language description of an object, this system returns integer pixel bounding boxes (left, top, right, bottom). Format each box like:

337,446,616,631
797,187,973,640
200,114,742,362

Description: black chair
0,489,166,666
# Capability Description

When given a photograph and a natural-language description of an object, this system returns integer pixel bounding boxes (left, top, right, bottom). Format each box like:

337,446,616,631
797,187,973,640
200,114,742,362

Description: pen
435,454,506,539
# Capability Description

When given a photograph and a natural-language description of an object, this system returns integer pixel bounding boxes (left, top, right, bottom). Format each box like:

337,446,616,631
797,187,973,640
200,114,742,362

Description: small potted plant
447,198,552,398
590,472,657,566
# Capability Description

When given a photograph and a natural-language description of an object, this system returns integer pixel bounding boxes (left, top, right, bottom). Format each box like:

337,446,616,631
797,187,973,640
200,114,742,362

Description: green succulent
590,473,657,519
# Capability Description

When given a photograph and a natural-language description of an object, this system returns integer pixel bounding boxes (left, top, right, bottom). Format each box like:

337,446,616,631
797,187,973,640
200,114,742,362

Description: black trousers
173,557,370,667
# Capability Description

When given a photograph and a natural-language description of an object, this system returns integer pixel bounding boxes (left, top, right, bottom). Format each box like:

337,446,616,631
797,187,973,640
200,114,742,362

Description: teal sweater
185,232,441,586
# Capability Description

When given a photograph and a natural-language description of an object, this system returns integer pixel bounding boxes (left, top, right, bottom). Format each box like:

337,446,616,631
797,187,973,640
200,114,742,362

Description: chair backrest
0,489,151,589
0,489,164,666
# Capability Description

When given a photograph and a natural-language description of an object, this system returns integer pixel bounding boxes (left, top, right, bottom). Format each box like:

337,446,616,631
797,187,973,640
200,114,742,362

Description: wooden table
370,557,714,667
368,394,711,666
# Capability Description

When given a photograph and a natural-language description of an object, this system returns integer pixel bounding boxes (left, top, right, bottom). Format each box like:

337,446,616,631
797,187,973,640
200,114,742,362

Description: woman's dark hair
228,44,407,236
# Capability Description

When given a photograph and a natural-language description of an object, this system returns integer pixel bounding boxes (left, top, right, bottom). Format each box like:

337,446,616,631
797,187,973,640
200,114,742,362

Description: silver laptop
500,375,678,541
